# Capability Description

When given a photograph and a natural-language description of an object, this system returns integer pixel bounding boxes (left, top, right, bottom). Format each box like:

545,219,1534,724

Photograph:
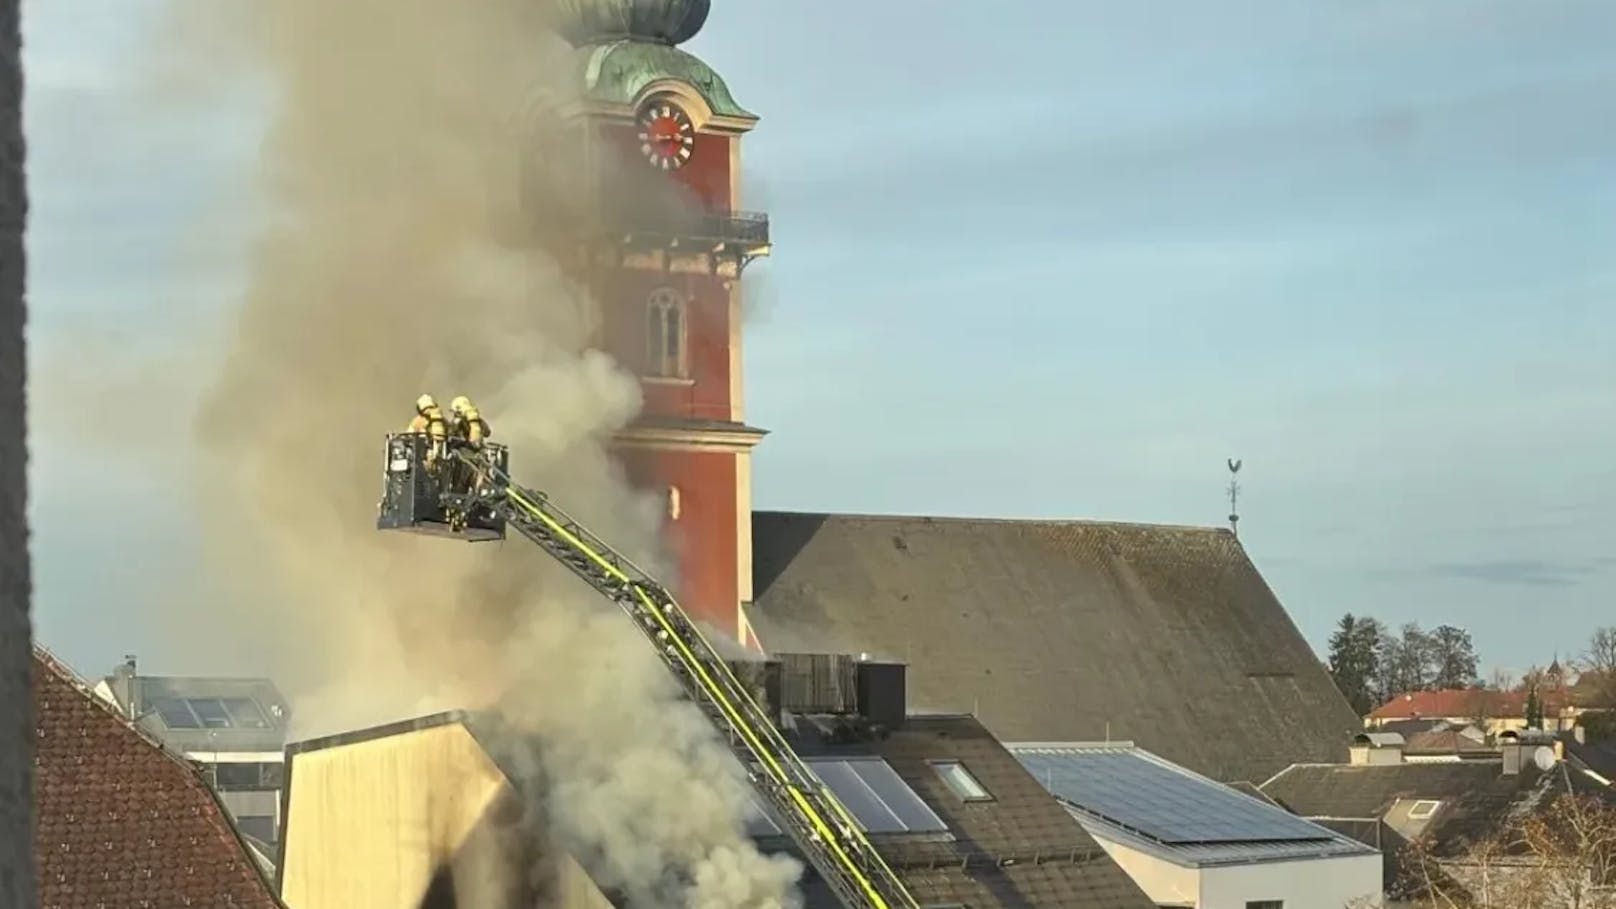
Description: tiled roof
747,512,1362,783
1259,759,1615,857
33,647,282,909
782,715,1158,909
1369,688,1571,720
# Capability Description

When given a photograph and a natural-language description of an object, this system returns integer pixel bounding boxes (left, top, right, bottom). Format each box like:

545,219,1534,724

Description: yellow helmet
449,395,473,415
416,394,437,412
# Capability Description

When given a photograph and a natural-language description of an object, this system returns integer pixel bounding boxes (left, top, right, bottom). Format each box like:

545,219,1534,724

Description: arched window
646,287,687,378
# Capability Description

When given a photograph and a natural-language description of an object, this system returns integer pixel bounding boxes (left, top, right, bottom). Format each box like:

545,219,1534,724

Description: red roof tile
32,647,282,909
1369,688,1570,720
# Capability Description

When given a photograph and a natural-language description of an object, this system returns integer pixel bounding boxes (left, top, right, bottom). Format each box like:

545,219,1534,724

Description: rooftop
1260,757,1615,858
281,709,1158,909
747,510,1362,783
33,647,282,909
1008,742,1375,868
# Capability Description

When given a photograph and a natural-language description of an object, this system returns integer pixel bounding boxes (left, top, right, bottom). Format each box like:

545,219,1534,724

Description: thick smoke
175,0,802,905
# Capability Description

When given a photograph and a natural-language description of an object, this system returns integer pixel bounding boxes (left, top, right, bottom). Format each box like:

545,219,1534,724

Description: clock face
636,100,694,171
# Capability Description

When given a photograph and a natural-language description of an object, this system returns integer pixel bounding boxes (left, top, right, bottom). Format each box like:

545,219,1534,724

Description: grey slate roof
748,511,1362,784
776,715,1157,909
1260,760,1616,858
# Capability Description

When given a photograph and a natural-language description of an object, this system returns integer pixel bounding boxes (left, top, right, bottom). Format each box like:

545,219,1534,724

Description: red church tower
553,0,769,647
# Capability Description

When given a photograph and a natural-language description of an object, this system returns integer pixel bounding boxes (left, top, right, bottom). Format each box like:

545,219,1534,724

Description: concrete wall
0,0,29,903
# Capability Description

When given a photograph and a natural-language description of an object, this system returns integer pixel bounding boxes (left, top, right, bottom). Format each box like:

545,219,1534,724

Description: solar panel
1013,748,1331,845
743,758,947,837
187,698,234,729
220,697,270,729
150,697,200,729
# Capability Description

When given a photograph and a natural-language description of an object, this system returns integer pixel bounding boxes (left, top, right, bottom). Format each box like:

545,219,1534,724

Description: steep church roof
747,512,1361,784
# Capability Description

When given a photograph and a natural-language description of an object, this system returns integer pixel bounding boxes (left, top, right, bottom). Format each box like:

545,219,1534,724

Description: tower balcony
582,207,771,279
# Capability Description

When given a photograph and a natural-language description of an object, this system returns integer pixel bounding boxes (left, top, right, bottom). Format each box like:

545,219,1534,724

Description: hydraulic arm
443,444,919,909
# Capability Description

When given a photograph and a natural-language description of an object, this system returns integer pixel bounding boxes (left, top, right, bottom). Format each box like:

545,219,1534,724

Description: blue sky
23,1,1616,682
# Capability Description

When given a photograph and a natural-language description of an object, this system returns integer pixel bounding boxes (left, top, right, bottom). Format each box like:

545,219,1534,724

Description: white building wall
1084,835,1199,907
1082,823,1382,909
1197,853,1382,909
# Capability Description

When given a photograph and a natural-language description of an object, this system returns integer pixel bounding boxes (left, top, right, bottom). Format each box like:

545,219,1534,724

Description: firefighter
408,394,448,467
447,395,491,497
449,395,490,446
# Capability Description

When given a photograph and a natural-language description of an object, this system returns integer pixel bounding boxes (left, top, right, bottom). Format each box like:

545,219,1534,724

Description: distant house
1008,742,1382,909
276,654,1158,909
1366,688,1592,736
91,655,291,851
33,646,282,908
747,513,1363,784
1261,732,1616,905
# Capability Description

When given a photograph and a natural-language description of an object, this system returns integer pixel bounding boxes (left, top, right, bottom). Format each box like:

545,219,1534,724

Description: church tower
551,0,769,647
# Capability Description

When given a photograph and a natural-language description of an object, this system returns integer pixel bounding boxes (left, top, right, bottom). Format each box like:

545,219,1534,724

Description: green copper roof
573,40,756,121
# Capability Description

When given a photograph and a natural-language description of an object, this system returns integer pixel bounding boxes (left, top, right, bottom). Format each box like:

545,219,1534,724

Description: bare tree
1397,792,1616,908
1583,627,1616,709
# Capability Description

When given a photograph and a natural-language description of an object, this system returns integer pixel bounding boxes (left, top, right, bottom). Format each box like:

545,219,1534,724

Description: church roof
746,511,1362,784
572,40,756,121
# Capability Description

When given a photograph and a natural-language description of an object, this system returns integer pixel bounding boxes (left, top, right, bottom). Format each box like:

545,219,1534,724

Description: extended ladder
457,449,920,909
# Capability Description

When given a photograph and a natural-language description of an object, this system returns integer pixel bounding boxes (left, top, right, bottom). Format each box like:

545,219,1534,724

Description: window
212,762,263,790
150,697,201,729
646,287,687,379
187,698,234,729
1246,902,1283,909
930,760,993,802
221,697,270,728
1408,799,1441,820
236,815,277,844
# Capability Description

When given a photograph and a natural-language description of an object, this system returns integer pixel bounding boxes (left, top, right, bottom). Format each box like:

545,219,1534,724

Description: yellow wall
279,722,613,909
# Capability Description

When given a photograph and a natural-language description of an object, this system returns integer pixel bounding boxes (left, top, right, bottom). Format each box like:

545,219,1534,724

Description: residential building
32,646,283,908
92,655,292,850
747,513,1362,784
1366,688,1591,736
1009,742,1382,909
276,654,1159,909
1261,731,1616,905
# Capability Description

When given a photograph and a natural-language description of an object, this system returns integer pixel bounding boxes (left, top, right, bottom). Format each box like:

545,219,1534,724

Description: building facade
93,657,293,851
557,0,771,646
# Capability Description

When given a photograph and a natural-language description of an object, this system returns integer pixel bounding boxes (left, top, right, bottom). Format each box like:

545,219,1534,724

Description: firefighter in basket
407,394,448,469
448,395,492,499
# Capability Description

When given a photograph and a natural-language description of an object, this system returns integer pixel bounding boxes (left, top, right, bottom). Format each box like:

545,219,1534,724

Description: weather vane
1227,458,1242,538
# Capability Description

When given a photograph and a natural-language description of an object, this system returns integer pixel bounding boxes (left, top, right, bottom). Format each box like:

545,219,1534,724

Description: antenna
1226,458,1243,537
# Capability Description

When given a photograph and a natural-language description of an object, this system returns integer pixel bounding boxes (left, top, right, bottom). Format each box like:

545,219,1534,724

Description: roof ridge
754,509,1231,535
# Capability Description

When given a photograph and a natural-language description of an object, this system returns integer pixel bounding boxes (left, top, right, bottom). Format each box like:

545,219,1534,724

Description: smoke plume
172,0,801,904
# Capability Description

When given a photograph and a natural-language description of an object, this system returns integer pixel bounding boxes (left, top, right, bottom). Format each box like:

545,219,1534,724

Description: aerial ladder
375,432,921,909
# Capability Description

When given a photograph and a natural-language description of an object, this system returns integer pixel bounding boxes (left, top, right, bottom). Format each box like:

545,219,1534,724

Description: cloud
1427,559,1604,589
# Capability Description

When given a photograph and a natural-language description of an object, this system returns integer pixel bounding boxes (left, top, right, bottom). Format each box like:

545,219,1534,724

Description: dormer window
646,287,687,379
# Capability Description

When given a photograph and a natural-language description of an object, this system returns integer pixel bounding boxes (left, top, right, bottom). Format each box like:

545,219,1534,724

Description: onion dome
550,0,711,47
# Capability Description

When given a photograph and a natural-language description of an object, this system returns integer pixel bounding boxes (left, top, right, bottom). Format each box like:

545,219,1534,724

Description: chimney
1500,730,1522,775
854,658,907,731
112,654,139,720
1349,732,1404,766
